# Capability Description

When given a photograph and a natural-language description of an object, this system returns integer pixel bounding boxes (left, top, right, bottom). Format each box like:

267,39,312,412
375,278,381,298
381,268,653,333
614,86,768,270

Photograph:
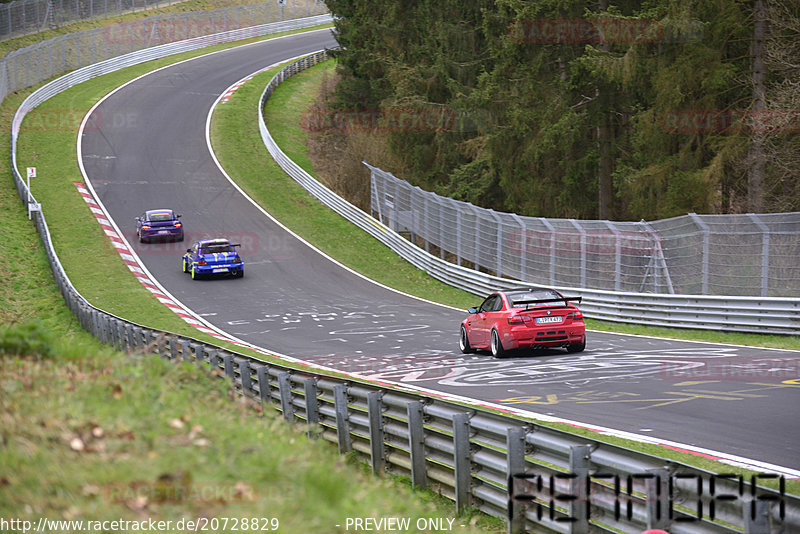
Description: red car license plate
536,316,563,324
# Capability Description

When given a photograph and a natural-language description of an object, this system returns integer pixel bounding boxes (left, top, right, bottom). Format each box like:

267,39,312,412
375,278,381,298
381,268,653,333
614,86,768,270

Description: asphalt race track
79,28,800,471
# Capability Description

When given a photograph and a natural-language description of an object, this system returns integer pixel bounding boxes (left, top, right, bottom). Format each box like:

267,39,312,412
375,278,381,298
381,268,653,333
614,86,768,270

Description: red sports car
460,288,586,357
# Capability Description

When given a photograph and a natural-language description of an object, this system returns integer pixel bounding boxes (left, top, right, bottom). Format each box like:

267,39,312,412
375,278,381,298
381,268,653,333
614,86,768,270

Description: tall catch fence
368,166,800,298
0,0,321,41
0,0,328,101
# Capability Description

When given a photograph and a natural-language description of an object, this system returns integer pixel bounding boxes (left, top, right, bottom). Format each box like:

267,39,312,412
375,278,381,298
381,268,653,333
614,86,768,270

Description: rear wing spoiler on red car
513,296,582,309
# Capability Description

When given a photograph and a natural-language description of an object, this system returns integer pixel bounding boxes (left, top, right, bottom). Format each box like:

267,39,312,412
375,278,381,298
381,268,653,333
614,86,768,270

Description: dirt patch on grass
304,69,411,212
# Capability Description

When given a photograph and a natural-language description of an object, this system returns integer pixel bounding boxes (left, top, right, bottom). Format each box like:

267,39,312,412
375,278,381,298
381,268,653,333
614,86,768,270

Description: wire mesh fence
0,0,322,41
0,0,328,101
368,165,800,298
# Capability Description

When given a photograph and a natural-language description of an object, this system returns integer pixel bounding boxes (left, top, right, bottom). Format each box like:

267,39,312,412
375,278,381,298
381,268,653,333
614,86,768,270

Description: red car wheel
459,325,475,354
490,329,506,358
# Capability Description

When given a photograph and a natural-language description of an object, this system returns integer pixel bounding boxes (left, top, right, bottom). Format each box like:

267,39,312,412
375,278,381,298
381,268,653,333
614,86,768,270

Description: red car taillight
508,315,532,325
573,310,583,320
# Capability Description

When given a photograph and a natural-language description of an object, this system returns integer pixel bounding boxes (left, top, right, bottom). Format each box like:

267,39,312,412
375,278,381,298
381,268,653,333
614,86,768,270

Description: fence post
334,384,351,454
745,499,772,534
222,353,234,378
407,401,427,488
506,427,527,534
255,364,271,405
278,371,294,422
303,378,319,439
239,358,252,393
568,445,591,534
453,413,472,513
367,391,385,475
645,468,670,530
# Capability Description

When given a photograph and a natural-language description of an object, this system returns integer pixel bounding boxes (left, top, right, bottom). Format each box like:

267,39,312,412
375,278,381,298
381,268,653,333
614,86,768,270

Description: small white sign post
26,167,40,219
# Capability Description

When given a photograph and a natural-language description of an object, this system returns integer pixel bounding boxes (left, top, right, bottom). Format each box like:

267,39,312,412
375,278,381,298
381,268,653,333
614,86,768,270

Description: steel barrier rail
7,28,800,534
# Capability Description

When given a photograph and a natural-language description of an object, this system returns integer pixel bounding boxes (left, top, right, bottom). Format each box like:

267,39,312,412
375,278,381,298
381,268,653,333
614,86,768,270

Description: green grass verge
0,325,501,532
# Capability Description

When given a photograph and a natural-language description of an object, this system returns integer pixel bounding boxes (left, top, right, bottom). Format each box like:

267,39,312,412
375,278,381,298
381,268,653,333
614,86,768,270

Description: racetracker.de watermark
10,108,136,133
136,231,260,255
661,109,800,134
104,481,255,504
301,108,461,133
661,358,800,381
509,18,702,44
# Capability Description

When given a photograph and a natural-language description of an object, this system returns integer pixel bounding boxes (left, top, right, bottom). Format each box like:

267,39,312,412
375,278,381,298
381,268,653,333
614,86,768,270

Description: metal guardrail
257,53,800,336
7,25,800,534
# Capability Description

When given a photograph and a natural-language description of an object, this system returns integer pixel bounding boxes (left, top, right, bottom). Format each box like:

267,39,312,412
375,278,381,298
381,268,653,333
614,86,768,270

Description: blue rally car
135,209,183,243
182,238,244,279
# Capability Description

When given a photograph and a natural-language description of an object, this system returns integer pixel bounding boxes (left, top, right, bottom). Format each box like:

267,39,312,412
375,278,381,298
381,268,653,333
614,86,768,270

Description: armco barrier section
258,53,799,336
7,28,799,534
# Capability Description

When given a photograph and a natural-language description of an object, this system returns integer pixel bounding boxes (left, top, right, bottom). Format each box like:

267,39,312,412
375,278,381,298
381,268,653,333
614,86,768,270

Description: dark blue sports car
135,209,183,243
182,238,244,279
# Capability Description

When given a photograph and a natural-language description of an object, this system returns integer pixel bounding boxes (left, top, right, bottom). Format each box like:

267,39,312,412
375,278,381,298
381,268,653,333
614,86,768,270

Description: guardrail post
453,413,472,513
180,339,192,361
124,323,134,350
334,384,351,454
278,371,294,422
303,378,319,439
367,391,385,475
132,326,143,350
222,353,234,379
254,364,271,405
108,318,118,348
407,401,427,488
168,336,179,360
207,348,220,371
239,358,253,394
568,445,591,534
745,499,772,533
506,427,527,534
645,468,670,530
